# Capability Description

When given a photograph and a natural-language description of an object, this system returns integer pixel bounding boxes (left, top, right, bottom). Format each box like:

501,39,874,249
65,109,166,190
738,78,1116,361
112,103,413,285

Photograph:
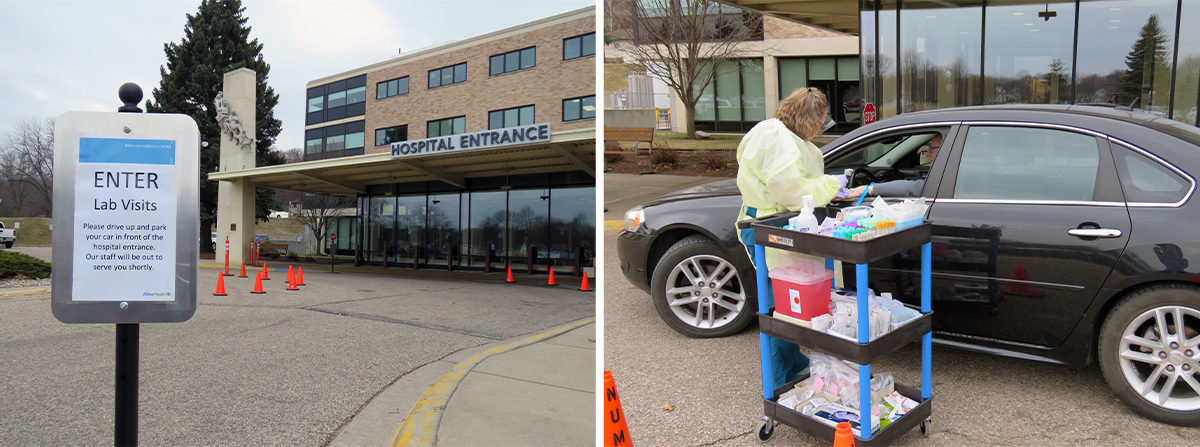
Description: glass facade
694,59,768,132
358,179,595,273
778,56,862,133
860,0,1200,125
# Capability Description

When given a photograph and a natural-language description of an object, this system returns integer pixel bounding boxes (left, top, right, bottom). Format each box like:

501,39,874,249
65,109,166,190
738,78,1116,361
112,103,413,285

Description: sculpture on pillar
214,91,253,151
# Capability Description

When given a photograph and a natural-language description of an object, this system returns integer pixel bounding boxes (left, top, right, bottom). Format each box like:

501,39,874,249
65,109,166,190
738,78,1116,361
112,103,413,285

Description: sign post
863,103,877,126
51,83,200,447
330,232,337,273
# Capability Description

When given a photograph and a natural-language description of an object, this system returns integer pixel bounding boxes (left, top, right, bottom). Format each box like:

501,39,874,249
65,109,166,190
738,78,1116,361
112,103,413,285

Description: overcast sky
0,0,595,151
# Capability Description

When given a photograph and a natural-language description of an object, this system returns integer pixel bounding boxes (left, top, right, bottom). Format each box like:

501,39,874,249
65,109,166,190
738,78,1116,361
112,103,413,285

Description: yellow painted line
0,287,50,299
390,317,596,447
604,220,623,231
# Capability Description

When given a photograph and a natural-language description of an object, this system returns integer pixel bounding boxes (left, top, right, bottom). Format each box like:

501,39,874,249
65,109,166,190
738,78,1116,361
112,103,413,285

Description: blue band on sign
80,137,176,165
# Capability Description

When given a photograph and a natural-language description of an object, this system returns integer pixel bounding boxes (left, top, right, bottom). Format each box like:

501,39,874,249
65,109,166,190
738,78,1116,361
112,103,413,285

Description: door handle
1067,228,1122,238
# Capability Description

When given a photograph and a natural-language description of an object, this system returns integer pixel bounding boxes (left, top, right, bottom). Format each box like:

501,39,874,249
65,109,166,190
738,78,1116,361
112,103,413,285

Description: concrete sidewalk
330,320,596,447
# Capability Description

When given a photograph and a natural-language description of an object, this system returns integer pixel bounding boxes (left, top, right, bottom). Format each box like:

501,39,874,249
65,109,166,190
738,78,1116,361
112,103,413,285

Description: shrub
0,251,51,280
699,150,732,171
285,252,299,261
605,152,626,164
651,141,679,166
303,256,316,263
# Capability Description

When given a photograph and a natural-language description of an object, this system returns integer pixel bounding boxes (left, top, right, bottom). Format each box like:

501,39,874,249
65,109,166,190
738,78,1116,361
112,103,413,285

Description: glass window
490,55,504,76
428,70,439,89
955,126,1100,201
454,64,466,83
715,61,742,121
377,77,409,100
327,90,346,108
505,52,520,73
809,58,836,80
521,47,536,69
489,111,503,130
375,125,408,146
429,63,467,88
366,197,395,263
778,58,807,99
1076,0,1177,112
1173,0,1200,125
742,59,766,121
325,134,346,152
519,105,534,124
488,105,534,129
562,96,595,122
395,195,425,264
861,1,878,111
490,47,535,76
307,96,323,113
426,193,461,267
468,191,507,264
549,187,595,267
879,0,898,119
428,116,466,137
838,58,860,82
305,138,322,154
984,0,1075,105
563,33,595,61
1112,145,1189,203
346,86,366,105
345,131,364,150
900,5,982,112
506,189,549,260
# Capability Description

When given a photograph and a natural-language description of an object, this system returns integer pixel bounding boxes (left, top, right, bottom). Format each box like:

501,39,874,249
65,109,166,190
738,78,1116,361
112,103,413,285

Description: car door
919,123,1132,347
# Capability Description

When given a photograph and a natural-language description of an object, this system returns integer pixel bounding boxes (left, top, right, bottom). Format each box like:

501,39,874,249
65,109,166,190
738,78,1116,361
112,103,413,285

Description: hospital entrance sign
391,123,552,158
51,111,201,324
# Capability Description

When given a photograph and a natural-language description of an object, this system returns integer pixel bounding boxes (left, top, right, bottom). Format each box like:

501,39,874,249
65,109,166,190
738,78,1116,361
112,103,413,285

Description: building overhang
721,0,861,35
208,128,595,197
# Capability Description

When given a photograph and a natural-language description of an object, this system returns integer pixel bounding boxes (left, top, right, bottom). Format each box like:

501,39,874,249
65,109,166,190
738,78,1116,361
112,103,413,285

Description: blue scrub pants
740,223,810,386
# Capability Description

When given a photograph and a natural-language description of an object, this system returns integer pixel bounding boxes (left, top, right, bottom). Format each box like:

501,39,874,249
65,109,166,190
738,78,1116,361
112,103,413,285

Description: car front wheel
1099,283,1200,425
651,234,755,338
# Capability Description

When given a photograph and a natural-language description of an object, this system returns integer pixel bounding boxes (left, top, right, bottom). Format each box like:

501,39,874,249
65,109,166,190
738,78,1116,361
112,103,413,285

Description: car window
954,126,1100,201
1110,144,1190,204
826,132,939,170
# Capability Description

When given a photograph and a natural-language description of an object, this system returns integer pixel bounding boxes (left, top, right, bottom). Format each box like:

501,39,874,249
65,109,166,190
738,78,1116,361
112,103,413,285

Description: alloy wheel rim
1118,305,1200,411
664,254,745,330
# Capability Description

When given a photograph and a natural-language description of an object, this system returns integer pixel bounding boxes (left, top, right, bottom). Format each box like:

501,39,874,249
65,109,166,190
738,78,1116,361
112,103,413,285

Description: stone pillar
764,55,779,119
215,68,256,266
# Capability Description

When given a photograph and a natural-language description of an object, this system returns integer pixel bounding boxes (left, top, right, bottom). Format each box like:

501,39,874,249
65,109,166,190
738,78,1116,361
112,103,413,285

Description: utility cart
739,210,933,444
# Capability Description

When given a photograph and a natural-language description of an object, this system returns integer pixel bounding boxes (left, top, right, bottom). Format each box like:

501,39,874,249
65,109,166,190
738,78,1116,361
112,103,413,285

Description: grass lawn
0,217,51,246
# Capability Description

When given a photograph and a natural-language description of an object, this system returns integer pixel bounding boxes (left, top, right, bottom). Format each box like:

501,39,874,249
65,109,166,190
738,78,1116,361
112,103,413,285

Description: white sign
52,111,200,324
72,137,178,301
391,122,551,158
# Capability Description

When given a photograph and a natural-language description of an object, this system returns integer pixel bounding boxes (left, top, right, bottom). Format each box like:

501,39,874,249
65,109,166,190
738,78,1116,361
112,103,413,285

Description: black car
616,104,1200,425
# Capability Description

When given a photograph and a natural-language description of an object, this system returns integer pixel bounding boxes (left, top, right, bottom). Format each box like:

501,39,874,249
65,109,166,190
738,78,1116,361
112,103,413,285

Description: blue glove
832,174,849,190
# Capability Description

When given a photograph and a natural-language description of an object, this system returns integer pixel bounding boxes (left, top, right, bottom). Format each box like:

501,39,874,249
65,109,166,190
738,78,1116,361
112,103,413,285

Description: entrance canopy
208,128,595,197
722,0,860,35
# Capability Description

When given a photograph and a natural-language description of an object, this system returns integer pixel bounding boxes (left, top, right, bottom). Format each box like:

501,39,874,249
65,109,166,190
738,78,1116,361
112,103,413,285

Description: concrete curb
388,317,596,447
0,287,50,298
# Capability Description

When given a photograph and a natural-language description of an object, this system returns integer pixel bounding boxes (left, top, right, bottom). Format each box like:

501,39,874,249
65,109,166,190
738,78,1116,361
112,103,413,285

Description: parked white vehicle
0,222,17,248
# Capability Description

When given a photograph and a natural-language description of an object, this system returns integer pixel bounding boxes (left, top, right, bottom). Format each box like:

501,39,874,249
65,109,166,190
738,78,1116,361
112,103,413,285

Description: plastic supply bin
768,259,833,322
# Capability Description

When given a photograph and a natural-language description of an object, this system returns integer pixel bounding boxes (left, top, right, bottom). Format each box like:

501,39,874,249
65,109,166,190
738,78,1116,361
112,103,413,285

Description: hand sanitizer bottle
789,195,819,233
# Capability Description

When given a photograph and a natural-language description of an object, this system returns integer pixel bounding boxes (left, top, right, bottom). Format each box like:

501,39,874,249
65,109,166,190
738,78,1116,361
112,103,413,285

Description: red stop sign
330,233,337,242
863,103,877,125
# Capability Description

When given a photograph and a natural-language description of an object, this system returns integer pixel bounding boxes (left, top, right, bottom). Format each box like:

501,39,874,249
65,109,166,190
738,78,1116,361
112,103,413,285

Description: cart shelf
759,305,932,366
764,376,933,446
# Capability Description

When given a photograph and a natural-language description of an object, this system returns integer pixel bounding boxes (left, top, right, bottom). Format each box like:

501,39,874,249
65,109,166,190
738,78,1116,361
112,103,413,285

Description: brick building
211,6,597,274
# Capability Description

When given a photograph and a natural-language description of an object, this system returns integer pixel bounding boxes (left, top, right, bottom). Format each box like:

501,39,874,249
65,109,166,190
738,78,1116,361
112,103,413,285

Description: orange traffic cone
833,421,855,447
250,268,266,294
238,262,248,278
546,264,557,286
262,263,271,280
1006,265,1037,296
297,266,306,286
287,265,296,285
579,271,591,292
603,371,633,447
213,271,228,296
505,265,515,283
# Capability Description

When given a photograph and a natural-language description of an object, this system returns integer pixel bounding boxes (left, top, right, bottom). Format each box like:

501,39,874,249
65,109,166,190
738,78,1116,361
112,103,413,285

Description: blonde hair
775,87,828,141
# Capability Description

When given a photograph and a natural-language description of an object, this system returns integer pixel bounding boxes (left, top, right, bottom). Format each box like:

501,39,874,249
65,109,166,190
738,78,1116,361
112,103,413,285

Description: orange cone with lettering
287,265,296,285
213,271,228,296
603,371,632,447
546,264,557,286
297,266,306,286
238,262,247,278
262,263,271,280
506,265,515,283
251,268,266,294
579,271,591,292
833,421,855,447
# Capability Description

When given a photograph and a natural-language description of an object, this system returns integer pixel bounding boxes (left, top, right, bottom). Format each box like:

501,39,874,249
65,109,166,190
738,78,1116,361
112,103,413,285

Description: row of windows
563,95,596,122
377,77,409,100
489,105,535,129
306,121,366,157
428,63,468,89
563,33,595,61
427,116,466,138
490,47,536,76
376,125,408,147
307,75,368,126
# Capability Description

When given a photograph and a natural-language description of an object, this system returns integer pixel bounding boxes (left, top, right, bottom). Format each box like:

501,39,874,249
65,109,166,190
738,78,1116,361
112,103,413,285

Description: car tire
1099,283,1200,426
3,242,10,249
651,234,755,338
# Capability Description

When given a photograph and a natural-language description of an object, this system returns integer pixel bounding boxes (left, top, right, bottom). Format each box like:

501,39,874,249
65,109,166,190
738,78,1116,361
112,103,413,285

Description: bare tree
270,148,305,207
607,0,762,137
279,147,304,164
0,150,34,216
293,193,355,255
0,117,55,217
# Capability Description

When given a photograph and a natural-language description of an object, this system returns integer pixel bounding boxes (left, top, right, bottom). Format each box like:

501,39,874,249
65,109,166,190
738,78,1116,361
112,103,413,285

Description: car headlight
623,206,645,232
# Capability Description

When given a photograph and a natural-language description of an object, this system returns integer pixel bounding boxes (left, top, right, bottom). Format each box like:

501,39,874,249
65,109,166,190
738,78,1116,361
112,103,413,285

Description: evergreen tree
1120,14,1171,108
146,0,285,252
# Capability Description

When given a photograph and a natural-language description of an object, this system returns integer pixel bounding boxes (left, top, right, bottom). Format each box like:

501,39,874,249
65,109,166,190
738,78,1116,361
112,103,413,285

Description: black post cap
118,83,143,113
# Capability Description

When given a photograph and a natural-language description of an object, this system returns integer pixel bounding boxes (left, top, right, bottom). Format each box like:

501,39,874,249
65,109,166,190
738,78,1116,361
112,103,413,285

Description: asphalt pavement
601,173,1200,446
0,260,595,446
